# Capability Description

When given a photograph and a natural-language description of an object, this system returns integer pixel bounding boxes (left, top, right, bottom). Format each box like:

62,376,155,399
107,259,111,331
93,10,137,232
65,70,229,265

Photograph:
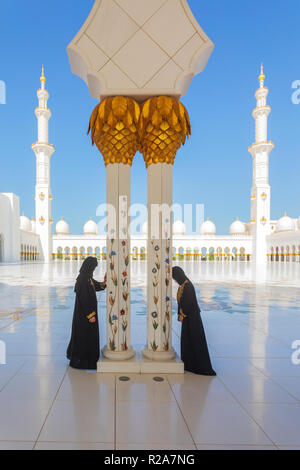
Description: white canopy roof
67,0,214,101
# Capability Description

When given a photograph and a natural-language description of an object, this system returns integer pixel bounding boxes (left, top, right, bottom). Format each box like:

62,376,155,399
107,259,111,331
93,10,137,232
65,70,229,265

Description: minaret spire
248,65,274,264
32,67,55,262
40,65,46,90
259,63,265,88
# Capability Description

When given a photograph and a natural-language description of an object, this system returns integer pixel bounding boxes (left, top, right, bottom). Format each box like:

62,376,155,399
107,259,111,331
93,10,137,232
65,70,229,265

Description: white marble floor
0,261,300,450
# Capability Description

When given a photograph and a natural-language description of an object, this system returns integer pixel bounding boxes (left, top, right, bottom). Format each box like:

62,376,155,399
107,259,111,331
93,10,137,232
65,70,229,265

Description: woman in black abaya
172,267,216,376
67,257,106,370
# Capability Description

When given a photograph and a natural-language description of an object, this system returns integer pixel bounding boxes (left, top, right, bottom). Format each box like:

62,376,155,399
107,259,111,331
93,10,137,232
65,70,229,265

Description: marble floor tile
116,401,194,445
212,358,266,377
19,356,69,375
219,375,297,404
0,399,51,441
170,376,236,406
196,444,277,450
251,358,300,378
116,443,197,450
56,370,115,403
38,399,115,443
270,377,300,402
34,441,115,450
179,400,273,446
244,403,300,446
0,441,35,450
0,373,63,401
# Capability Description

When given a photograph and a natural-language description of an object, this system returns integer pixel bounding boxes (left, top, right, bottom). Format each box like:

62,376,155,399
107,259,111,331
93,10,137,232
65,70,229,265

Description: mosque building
0,66,299,264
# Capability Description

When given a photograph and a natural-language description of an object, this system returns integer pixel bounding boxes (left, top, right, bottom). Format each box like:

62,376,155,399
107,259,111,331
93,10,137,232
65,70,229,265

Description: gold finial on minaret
40,65,46,88
259,63,265,86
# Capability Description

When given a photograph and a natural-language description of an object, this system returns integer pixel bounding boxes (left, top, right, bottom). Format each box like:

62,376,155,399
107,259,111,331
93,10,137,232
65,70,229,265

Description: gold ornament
259,63,265,83
88,96,140,166
40,65,46,85
138,96,191,168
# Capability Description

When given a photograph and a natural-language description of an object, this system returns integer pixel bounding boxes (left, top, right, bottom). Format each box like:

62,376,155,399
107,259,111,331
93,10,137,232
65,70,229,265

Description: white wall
0,193,20,262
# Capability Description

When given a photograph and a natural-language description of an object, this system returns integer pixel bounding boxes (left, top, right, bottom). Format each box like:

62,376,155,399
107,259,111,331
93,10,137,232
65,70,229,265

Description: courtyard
0,261,300,450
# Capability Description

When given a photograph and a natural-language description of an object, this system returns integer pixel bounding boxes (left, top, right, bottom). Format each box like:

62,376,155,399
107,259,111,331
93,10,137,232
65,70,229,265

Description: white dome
200,219,216,236
276,214,295,233
20,214,32,232
55,218,70,235
31,219,36,233
173,220,186,236
230,219,246,236
142,222,148,234
84,219,98,235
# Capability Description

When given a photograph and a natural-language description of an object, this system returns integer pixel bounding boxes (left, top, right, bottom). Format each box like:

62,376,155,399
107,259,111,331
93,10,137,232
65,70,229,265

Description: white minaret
248,65,274,264
32,66,54,262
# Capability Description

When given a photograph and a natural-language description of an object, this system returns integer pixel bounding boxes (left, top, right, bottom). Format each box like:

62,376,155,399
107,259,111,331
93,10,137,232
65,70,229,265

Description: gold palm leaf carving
88,96,140,166
138,96,191,167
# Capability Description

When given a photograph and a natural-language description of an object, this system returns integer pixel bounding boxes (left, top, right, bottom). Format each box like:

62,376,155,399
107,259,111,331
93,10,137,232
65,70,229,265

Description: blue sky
0,0,299,234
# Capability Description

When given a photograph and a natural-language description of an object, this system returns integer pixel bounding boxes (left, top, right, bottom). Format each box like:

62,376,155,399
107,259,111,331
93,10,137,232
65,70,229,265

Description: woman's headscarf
75,257,98,289
172,266,189,285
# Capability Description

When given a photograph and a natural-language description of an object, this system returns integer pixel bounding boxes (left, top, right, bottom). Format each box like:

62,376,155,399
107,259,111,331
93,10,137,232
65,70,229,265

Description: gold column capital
88,96,140,166
138,96,191,168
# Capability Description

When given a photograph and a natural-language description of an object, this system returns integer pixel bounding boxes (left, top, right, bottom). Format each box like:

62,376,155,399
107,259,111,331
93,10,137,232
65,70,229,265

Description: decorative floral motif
107,238,130,352
108,239,118,351
163,242,171,351
149,240,172,352
150,241,161,351
120,239,130,351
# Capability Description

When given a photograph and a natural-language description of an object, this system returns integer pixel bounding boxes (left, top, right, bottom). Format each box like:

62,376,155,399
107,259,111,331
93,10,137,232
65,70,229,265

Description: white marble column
142,163,176,361
102,164,135,361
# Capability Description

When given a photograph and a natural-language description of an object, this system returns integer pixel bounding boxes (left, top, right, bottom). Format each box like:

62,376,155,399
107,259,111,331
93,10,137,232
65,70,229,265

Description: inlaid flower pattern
163,241,171,351
120,239,130,351
108,239,117,351
150,241,161,351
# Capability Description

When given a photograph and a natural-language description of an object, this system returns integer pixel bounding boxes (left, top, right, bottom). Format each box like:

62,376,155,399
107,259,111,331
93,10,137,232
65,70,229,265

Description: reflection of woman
67,257,106,370
172,267,216,376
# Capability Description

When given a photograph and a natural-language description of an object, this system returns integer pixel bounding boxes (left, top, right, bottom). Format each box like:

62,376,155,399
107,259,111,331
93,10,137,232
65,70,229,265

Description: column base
97,350,184,374
142,347,176,362
102,345,136,361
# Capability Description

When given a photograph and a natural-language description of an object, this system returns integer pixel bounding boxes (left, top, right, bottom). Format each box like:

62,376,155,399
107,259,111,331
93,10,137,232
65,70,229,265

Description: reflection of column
249,283,269,398
35,285,51,356
88,96,140,362
138,96,191,361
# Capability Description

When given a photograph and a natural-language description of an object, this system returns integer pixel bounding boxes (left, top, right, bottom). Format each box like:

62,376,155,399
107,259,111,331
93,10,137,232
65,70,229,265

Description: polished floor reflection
0,261,300,450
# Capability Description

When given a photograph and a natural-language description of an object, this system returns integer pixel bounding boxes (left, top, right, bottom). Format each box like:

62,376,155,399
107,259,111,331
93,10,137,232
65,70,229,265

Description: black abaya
173,267,216,376
67,257,106,370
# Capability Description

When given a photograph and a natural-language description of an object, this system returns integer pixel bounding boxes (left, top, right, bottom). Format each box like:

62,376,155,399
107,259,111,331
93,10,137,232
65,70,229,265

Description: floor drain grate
153,376,164,382
119,376,130,382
